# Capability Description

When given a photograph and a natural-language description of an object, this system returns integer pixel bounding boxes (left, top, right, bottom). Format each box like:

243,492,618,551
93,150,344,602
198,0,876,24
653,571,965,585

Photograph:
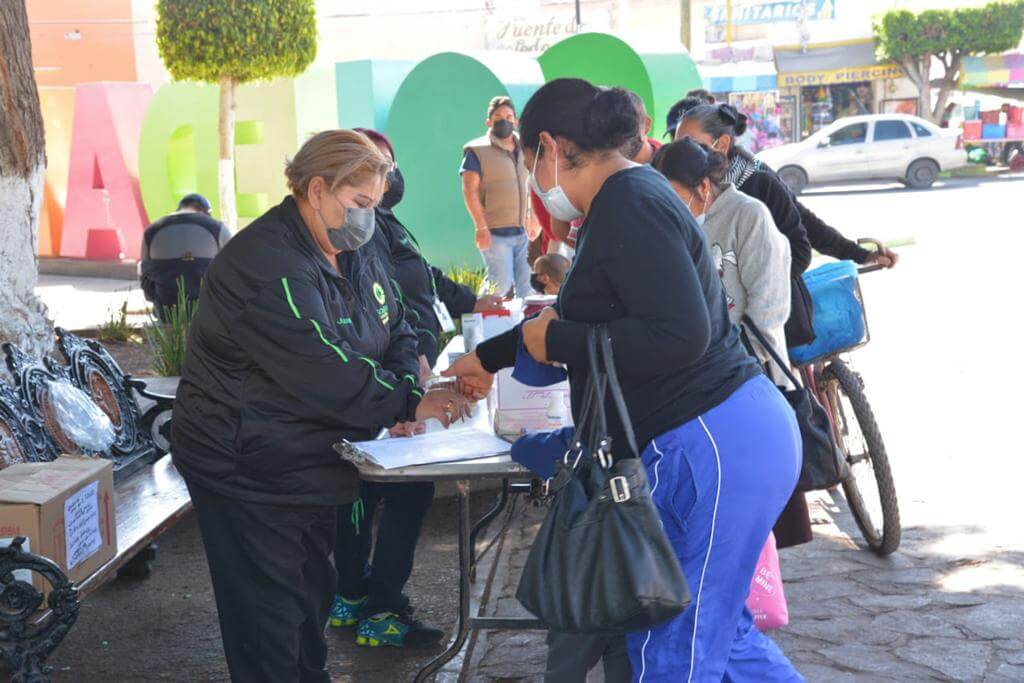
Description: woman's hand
865,245,899,268
441,351,494,400
389,421,425,437
415,388,473,428
473,294,505,313
418,355,432,385
522,307,559,364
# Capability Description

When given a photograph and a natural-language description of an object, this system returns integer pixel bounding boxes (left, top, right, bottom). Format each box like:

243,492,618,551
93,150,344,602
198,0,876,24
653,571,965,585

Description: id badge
433,297,456,333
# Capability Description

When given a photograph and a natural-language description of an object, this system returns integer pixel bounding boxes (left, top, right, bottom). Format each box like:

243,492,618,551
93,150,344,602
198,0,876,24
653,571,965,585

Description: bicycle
796,239,901,556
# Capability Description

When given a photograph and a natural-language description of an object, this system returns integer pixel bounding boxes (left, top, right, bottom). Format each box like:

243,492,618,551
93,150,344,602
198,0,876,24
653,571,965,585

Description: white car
756,114,968,194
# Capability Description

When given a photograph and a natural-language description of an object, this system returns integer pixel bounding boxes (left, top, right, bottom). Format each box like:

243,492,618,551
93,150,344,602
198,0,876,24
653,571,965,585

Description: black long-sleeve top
743,161,872,265
795,201,871,263
373,208,478,366
172,197,422,506
477,166,760,457
736,171,813,276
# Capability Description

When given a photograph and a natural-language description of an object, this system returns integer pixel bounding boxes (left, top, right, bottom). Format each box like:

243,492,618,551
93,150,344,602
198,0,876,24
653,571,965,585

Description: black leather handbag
515,325,690,633
743,316,849,492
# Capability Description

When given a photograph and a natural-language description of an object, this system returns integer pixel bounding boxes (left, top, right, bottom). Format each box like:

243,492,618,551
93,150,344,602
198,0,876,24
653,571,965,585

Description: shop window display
801,82,875,137
728,91,786,152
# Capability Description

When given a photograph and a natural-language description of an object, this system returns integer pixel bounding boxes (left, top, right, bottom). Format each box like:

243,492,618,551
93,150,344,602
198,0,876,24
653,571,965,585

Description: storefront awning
961,53,1024,89
700,61,777,93
774,40,902,88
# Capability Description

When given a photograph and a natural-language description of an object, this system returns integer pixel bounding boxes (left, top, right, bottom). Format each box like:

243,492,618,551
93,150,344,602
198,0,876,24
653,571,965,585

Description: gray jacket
702,185,791,384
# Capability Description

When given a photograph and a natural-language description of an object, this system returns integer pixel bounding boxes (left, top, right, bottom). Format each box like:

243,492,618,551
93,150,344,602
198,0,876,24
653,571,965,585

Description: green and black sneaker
355,607,444,648
328,594,366,628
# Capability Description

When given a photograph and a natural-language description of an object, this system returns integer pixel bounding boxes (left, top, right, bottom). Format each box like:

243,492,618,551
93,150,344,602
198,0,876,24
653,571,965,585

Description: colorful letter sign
60,83,152,260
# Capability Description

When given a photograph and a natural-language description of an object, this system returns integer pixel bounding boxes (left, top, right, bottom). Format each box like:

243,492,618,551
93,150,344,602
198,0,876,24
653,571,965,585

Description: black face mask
381,167,405,209
530,273,547,294
492,119,515,139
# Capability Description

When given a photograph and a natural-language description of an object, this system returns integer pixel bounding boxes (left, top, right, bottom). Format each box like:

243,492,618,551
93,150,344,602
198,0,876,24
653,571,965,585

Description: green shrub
97,300,134,343
144,278,198,376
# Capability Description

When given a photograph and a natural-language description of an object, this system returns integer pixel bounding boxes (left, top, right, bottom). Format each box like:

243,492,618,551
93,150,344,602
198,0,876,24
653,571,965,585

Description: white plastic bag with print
46,380,116,453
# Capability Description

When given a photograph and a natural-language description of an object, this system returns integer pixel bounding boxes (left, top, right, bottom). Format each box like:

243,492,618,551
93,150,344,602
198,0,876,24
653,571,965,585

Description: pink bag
746,532,789,630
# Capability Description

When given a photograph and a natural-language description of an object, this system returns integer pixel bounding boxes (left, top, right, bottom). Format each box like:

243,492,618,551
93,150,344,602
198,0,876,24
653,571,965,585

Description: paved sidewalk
35,274,151,331
465,492,1024,682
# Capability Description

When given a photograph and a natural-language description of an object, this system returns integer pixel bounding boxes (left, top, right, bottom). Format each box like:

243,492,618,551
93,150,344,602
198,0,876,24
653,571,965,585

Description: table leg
414,480,472,683
468,479,509,581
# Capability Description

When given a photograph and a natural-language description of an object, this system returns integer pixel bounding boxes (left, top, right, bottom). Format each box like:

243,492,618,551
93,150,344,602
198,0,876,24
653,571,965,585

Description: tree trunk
903,55,936,123
0,0,52,362
218,75,237,232
930,54,961,125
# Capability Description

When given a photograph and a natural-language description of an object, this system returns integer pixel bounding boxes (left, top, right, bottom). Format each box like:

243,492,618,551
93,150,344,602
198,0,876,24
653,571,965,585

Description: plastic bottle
545,394,568,430
462,313,484,352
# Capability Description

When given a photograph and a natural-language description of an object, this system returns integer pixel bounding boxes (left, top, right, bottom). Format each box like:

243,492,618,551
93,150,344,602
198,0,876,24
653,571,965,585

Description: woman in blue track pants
445,78,804,682
629,374,802,682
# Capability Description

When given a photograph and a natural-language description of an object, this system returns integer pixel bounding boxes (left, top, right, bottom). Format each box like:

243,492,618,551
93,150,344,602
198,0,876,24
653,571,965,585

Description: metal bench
0,329,188,682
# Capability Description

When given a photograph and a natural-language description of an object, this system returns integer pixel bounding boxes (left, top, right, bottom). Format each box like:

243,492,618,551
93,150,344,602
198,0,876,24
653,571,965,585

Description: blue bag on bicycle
789,261,866,365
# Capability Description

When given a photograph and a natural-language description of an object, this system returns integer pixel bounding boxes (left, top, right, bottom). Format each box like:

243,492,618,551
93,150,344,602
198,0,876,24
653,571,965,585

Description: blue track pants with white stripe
627,374,805,683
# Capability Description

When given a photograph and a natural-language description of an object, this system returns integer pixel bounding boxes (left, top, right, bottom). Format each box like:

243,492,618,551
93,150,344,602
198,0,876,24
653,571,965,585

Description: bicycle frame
800,239,886,460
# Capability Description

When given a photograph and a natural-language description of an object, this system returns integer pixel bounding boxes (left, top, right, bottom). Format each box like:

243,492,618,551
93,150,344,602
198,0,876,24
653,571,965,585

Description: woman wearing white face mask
445,79,803,683
654,138,792,386
171,130,472,681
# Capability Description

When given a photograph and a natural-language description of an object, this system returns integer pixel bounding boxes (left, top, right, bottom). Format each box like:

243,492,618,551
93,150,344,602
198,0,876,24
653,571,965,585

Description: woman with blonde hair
172,129,471,682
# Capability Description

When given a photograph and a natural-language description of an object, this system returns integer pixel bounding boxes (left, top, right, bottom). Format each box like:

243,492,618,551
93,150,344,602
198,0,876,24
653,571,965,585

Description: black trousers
186,479,337,683
545,631,632,683
334,480,435,615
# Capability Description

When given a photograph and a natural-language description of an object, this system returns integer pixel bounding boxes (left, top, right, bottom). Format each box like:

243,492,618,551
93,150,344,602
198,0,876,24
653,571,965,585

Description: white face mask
686,189,709,227
529,143,584,222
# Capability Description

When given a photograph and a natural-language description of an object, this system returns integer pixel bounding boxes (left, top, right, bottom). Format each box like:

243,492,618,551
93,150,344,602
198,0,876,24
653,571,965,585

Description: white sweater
703,185,792,384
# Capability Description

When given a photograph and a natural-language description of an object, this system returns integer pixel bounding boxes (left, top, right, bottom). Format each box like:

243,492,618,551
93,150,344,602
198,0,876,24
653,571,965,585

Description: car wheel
905,159,939,189
779,166,808,195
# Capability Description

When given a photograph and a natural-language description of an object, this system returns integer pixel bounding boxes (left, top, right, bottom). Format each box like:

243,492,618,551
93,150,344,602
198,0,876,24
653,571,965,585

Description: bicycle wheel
822,360,901,555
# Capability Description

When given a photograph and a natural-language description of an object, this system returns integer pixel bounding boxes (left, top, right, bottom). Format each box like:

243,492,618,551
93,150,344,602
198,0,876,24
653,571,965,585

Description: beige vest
464,133,528,229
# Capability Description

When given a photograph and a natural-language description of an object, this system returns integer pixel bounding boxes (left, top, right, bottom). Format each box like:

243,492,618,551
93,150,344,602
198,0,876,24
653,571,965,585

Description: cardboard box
0,456,116,595
493,369,571,438
963,120,983,140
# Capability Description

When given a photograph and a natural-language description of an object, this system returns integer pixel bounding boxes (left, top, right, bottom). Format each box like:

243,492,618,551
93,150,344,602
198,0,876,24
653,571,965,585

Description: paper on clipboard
339,426,510,470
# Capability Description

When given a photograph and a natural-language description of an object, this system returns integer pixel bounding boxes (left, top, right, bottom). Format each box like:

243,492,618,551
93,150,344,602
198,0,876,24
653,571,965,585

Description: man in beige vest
460,96,536,297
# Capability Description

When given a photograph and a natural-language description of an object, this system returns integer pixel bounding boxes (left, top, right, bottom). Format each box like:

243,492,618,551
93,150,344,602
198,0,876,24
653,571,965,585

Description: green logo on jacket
372,282,389,324
373,282,386,305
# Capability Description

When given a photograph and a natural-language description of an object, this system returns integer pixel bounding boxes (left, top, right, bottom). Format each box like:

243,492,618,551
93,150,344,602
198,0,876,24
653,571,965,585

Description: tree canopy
156,0,317,84
874,1,1024,121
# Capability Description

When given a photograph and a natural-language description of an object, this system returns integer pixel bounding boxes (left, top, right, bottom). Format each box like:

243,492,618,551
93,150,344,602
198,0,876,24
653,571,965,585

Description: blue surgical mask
529,144,584,223
318,193,376,251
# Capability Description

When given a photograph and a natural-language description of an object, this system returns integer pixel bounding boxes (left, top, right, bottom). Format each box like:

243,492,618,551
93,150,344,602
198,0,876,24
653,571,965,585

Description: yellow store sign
779,64,905,88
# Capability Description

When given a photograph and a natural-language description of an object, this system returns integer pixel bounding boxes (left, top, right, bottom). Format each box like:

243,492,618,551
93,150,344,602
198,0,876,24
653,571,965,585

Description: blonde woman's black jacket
171,197,422,506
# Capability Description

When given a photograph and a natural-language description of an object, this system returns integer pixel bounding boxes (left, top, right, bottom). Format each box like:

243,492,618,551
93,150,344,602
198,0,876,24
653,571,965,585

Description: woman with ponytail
445,79,803,682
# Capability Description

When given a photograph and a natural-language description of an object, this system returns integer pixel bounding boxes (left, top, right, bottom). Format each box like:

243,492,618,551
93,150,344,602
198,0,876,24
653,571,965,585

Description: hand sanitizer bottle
546,394,568,430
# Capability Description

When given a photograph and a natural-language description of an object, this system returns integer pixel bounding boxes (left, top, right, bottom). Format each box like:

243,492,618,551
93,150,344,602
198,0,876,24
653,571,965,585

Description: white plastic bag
46,380,116,453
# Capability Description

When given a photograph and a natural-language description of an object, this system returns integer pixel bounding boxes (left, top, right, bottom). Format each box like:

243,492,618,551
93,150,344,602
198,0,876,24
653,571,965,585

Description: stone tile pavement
457,491,1024,682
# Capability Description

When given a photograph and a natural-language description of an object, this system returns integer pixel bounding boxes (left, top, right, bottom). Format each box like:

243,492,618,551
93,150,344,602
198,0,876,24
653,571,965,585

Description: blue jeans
627,375,803,683
480,231,532,298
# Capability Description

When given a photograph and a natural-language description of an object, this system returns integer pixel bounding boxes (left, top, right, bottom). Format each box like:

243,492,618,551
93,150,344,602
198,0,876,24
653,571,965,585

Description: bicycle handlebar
857,238,887,275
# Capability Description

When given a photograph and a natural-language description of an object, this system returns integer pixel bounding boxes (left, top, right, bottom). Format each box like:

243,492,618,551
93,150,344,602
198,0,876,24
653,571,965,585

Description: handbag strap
741,315,802,388
585,328,611,454
595,325,639,458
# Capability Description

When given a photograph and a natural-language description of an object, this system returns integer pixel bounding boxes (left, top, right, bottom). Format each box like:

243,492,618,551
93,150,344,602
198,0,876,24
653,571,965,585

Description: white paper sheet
343,426,511,470
64,480,101,570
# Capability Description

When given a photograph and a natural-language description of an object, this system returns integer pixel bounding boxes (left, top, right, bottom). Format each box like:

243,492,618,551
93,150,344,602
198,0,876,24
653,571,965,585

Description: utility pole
725,0,733,45
680,0,691,50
